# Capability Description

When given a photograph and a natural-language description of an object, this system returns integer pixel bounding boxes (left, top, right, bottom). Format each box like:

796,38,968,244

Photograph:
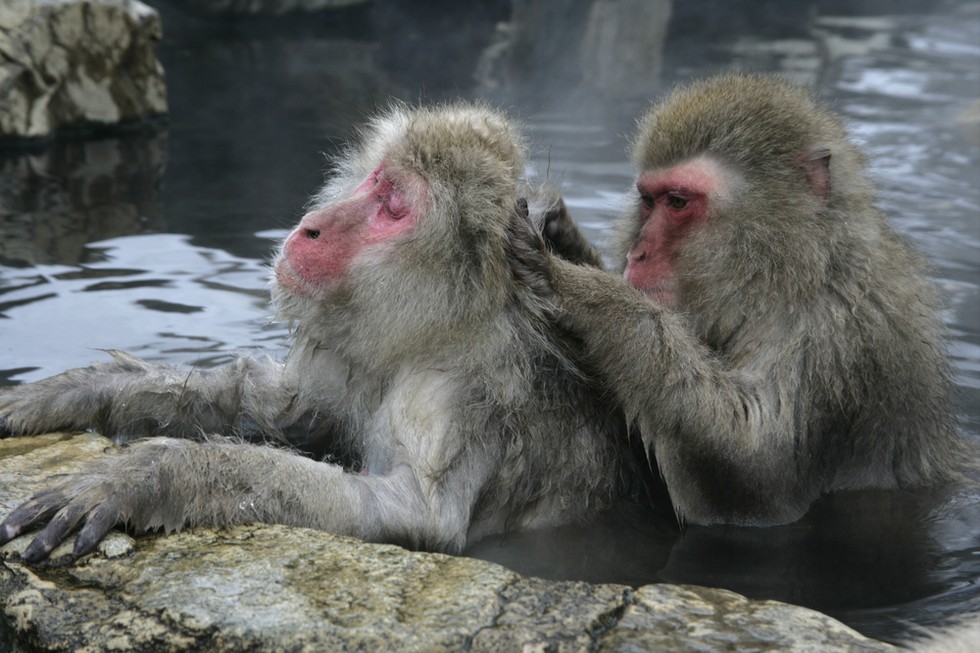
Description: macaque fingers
540,194,604,268
20,505,88,562
73,504,121,557
0,479,124,561
0,495,63,543
506,200,553,297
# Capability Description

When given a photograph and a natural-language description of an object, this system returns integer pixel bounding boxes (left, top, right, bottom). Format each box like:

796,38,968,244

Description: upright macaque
0,103,639,561
517,74,977,526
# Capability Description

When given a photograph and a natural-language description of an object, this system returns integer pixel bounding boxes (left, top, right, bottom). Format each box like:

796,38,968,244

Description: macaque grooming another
0,103,635,561
517,74,976,526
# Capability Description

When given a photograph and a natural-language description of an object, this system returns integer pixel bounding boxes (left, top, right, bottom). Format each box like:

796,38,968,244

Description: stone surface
0,433,894,652
0,0,167,141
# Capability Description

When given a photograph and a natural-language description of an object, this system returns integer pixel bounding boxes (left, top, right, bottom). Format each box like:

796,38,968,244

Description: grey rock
0,0,167,140
0,432,894,652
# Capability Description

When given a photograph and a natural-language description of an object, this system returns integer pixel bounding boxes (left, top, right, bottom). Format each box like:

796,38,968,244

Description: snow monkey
516,74,977,527
0,103,643,561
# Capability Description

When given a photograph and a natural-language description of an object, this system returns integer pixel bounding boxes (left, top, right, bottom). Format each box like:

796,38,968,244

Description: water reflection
0,0,977,645
0,133,166,267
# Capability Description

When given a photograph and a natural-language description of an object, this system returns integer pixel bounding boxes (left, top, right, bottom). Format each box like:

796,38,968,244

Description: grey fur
524,74,977,526
0,103,635,561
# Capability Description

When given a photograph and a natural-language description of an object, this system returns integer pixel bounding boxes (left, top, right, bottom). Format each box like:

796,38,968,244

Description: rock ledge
0,433,893,652
0,0,167,141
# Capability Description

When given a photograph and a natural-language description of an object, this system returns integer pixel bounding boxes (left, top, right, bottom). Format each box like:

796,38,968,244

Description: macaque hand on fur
536,189,605,269
506,211,632,329
507,199,555,300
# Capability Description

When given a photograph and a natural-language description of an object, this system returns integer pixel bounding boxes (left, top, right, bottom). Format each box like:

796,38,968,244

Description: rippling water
0,0,977,645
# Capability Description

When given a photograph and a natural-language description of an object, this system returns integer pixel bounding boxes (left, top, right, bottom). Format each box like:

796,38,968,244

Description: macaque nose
629,248,648,265
304,228,320,240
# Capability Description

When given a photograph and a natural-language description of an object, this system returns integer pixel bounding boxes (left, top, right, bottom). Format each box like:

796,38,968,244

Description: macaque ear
800,149,832,204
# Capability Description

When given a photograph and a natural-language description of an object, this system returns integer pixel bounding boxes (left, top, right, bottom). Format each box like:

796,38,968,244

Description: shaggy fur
526,74,976,526
0,103,638,560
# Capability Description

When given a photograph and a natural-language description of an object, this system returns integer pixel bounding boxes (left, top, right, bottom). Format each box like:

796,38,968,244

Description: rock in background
0,0,167,142
0,432,894,652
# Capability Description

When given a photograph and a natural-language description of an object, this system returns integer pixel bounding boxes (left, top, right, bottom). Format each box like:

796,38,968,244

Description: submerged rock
0,432,893,652
0,0,167,141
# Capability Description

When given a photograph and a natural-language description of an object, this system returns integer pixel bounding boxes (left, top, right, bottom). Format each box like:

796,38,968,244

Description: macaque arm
0,351,299,440
548,259,806,524
0,435,487,561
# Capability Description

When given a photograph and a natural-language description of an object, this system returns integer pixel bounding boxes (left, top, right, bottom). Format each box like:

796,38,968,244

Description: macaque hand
507,198,555,299
1,477,123,562
539,190,605,269
0,442,165,562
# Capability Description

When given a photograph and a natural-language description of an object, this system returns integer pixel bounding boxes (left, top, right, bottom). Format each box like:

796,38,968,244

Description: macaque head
615,74,871,312
623,155,737,306
273,103,527,351
276,162,427,296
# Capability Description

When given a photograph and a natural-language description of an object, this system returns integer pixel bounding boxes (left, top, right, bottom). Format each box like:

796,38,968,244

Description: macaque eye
382,200,403,219
640,195,655,210
382,189,408,220
666,195,688,210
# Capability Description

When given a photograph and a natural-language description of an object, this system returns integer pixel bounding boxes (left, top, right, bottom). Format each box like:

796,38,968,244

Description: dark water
1,0,977,645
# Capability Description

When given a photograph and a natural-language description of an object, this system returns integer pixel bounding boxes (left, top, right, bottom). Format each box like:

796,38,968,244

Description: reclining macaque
517,74,977,526
0,103,642,561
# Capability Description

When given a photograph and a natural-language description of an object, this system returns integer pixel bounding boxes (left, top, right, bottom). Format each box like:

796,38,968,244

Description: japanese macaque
0,103,639,562
514,74,977,527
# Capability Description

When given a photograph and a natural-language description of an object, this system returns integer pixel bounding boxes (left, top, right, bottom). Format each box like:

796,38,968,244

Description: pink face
624,157,728,306
276,164,424,295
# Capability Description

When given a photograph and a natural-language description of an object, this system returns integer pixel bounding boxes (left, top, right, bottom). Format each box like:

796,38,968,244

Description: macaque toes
524,74,977,526
0,103,640,562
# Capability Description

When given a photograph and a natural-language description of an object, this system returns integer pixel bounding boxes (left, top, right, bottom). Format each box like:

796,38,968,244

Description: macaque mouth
274,255,320,296
637,280,677,305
